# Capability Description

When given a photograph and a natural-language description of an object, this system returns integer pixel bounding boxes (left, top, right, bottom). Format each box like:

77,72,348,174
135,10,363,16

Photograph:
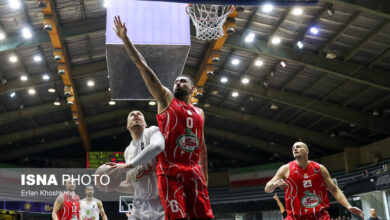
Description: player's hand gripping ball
94,164,122,192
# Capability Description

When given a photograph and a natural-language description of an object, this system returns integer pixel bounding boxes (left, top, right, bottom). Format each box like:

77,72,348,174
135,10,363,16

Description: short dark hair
176,74,194,87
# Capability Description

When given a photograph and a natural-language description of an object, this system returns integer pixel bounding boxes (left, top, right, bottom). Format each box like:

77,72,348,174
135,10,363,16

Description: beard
174,88,189,100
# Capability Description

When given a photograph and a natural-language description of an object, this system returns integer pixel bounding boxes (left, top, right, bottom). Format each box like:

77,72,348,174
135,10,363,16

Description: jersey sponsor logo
301,191,321,208
176,129,199,152
303,180,312,188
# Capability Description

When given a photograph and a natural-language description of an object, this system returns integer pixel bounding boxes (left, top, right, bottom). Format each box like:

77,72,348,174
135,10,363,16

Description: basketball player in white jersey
79,185,108,220
107,110,165,220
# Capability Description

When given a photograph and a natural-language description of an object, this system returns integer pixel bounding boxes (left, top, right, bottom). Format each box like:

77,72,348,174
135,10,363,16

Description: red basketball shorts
156,163,214,219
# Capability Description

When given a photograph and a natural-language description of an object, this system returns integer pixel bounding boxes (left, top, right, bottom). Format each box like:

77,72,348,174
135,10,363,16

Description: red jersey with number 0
57,193,80,220
284,161,330,218
156,98,204,167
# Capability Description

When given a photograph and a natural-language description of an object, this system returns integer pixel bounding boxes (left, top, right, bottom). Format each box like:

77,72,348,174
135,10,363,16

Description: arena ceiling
0,0,389,169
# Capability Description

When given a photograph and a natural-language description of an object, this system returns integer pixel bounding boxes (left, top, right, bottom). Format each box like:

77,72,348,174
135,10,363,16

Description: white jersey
124,126,160,200
79,198,100,220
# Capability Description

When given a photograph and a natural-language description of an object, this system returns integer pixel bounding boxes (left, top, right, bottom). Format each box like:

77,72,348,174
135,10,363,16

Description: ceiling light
48,87,56,93
28,88,36,95
271,37,281,45
20,75,28,81
33,55,42,62
203,103,210,108
9,0,20,9
22,27,32,39
109,100,116,105
262,3,273,13
232,91,239,97
270,104,279,110
245,33,255,43
241,77,250,84
310,26,319,35
325,52,337,59
149,101,156,106
211,90,219,95
220,77,228,83
280,61,286,68
0,32,5,40
372,109,379,116
297,41,304,49
87,80,95,87
53,101,61,106
292,7,303,16
255,60,263,66
10,92,16,98
231,58,240,65
9,55,18,63
42,74,50,81
326,4,335,17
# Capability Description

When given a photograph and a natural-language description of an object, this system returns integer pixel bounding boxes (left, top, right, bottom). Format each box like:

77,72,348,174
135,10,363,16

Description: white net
186,4,233,41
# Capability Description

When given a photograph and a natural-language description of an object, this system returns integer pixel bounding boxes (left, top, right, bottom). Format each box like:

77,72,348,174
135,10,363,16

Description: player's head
292,141,309,159
127,110,147,131
85,185,94,197
65,179,76,192
173,75,194,100
370,208,377,218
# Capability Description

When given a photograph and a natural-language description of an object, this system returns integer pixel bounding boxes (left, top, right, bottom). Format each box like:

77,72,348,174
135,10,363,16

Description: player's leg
186,166,214,219
156,167,187,220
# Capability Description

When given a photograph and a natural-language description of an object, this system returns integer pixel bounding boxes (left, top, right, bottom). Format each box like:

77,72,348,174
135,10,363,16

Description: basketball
94,164,122,192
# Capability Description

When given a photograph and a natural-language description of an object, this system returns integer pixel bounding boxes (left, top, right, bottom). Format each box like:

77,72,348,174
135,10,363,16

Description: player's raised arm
113,15,172,109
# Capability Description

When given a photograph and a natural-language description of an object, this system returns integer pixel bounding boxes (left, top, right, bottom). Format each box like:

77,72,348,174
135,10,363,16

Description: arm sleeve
124,147,129,163
129,127,165,167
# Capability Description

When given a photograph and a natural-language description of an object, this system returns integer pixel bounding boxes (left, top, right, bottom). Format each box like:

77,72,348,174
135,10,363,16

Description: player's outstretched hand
348,206,364,219
113,15,127,40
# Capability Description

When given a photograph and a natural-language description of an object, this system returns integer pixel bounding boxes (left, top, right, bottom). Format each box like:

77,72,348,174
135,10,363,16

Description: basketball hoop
186,4,233,41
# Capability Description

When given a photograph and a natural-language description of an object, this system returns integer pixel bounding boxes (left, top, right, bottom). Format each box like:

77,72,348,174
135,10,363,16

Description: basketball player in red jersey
265,142,363,220
114,16,213,220
52,180,80,220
